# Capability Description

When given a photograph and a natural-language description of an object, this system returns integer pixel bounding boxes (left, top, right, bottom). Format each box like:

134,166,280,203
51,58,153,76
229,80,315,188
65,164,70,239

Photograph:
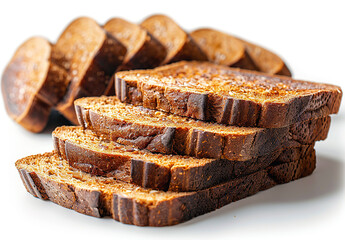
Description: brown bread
15,151,315,226
190,28,257,70
52,126,315,192
237,38,292,76
191,28,292,76
115,61,342,128
75,96,330,160
141,14,207,64
104,18,166,70
53,17,127,124
1,37,68,132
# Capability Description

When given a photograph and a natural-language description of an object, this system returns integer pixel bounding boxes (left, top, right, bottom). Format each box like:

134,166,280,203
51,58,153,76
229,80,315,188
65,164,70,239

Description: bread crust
75,97,330,160
115,61,342,128
52,126,315,191
16,151,315,226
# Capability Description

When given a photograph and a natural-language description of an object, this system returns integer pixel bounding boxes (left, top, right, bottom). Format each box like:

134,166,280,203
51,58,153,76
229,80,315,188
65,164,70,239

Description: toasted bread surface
16,150,315,226
75,96,330,160
53,125,315,191
115,61,342,128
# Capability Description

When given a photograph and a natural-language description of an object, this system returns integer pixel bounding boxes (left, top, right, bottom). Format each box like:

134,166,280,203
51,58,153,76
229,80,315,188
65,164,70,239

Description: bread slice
190,28,257,71
237,37,292,76
75,96,330,160
52,126,315,191
15,151,315,226
115,61,342,128
191,28,291,76
52,17,127,124
1,37,68,132
141,14,207,64
104,18,166,70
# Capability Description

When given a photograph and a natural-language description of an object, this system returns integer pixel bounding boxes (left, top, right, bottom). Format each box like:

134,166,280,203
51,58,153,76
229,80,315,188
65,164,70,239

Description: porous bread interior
53,126,216,168
53,17,106,98
141,15,186,62
117,61,337,103
15,152,188,202
2,37,51,116
76,96,260,135
104,18,146,62
191,29,245,66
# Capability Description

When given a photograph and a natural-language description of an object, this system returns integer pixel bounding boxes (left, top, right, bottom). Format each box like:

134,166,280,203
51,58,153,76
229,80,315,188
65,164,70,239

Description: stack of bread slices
2,15,342,226
15,60,342,226
2,15,293,133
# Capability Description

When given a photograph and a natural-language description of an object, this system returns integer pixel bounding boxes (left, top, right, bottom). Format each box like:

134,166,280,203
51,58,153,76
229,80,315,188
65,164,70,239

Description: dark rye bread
53,17,127,124
104,18,166,70
75,96,330,160
1,37,68,132
115,61,342,128
15,151,315,226
191,28,291,76
190,28,257,71
141,15,207,64
52,126,315,192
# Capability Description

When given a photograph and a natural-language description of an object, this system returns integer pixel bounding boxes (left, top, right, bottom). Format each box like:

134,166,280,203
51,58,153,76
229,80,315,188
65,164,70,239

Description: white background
0,0,344,239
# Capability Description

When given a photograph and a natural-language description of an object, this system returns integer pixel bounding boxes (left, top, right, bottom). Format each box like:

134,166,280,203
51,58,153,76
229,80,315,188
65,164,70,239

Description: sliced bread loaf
141,14,207,64
75,96,330,160
1,37,68,132
115,61,342,128
190,28,257,70
104,18,166,70
53,17,127,124
53,126,315,192
15,150,315,226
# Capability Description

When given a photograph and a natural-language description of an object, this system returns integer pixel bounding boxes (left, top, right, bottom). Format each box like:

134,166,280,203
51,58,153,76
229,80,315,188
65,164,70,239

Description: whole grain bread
52,126,315,192
104,18,166,70
53,17,127,124
1,37,68,132
115,61,342,128
190,28,257,71
75,96,330,160
15,151,315,226
141,14,207,64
